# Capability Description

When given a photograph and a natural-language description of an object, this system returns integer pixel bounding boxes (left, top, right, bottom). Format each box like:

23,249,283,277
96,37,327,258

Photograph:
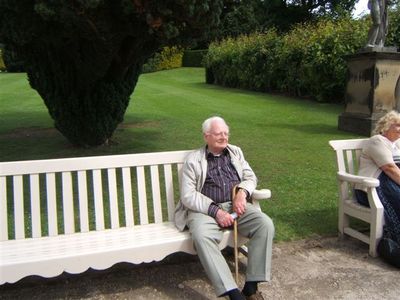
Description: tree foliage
213,0,358,40
256,0,357,29
387,2,400,47
0,0,222,146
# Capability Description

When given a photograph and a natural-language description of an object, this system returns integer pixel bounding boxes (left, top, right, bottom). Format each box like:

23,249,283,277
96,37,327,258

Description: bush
142,46,183,73
0,45,5,71
3,45,25,72
204,30,281,91
205,16,370,103
387,7,400,49
182,49,208,67
277,17,368,102
205,67,214,84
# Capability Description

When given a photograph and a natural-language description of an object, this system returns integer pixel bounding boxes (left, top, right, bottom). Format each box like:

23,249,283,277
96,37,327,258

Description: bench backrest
329,138,369,175
0,150,192,241
329,138,370,202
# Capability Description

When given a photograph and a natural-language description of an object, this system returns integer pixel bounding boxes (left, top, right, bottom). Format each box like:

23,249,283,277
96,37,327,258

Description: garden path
1,236,399,299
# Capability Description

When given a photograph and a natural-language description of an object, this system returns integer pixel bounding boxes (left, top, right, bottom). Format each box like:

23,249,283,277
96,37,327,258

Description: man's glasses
209,131,230,137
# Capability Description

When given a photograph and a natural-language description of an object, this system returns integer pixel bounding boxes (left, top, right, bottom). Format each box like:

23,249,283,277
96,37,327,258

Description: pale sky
353,0,370,18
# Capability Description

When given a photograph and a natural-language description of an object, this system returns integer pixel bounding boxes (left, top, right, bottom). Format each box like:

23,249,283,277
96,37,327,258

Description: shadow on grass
0,120,164,162
265,122,359,136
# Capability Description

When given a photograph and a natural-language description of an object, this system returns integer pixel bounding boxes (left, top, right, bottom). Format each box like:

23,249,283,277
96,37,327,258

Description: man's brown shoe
245,291,264,300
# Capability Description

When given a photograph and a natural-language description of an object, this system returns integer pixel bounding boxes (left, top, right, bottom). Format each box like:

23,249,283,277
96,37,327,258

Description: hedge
182,49,208,67
204,14,399,103
0,47,5,71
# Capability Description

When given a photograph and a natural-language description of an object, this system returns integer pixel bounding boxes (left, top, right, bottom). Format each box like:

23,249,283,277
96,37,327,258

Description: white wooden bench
0,150,271,285
329,139,384,257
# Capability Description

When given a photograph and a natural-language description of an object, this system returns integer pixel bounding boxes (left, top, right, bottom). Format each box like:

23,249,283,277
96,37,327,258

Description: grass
0,68,362,241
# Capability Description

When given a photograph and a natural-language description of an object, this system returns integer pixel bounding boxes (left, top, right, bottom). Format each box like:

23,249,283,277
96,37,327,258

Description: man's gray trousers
187,202,274,296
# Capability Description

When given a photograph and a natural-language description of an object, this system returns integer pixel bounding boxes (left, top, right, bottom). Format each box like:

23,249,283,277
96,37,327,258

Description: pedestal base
359,46,398,53
338,113,374,136
338,51,400,136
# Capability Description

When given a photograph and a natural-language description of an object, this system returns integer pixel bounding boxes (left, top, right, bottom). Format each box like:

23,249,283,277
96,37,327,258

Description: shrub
0,45,5,71
277,17,368,102
142,46,183,73
182,49,208,67
3,45,25,72
204,30,281,91
205,16,371,103
387,7,400,49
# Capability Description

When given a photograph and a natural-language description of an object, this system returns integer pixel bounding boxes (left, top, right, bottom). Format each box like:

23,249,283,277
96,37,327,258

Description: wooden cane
232,186,239,285
233,216,239,284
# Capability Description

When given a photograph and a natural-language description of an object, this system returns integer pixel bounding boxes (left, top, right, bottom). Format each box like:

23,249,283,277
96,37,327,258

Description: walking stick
233,215,239,284
231,186,239,285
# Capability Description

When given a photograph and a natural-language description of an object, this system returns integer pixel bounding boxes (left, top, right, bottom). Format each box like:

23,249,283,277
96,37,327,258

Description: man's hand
216,209,234,228
233,188,247,217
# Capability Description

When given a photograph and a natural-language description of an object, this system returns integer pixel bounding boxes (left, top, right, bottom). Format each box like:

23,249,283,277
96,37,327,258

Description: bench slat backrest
0,150,191,241
329,138,369,175
329,138,369,200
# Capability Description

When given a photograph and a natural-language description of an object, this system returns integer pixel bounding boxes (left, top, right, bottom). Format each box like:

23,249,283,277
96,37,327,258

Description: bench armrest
337,171,379,188
251,189,271,201
337,171,383,210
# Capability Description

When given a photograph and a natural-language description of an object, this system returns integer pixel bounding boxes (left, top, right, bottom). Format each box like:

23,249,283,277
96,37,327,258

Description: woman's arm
380,163,400,185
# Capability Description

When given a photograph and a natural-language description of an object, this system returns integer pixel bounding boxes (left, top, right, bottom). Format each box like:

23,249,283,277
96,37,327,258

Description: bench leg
369,211,384,257
338,211,349,236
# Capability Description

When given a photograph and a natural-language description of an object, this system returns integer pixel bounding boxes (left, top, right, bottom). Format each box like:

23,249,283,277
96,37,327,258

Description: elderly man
175,116,274,300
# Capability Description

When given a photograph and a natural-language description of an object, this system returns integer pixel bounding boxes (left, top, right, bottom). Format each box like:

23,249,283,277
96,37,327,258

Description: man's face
204,120,229,154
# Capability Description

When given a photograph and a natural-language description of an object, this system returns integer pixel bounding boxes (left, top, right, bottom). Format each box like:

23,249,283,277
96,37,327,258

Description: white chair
329,138,384,257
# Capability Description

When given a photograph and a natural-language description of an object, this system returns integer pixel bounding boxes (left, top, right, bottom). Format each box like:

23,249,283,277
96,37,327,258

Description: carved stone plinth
338,51,400,136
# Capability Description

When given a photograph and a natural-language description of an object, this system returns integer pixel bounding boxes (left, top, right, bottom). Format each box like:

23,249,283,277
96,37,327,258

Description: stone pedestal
338,51,400,136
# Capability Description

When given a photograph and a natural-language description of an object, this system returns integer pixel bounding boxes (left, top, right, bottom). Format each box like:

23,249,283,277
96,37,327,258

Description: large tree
0,0,222,146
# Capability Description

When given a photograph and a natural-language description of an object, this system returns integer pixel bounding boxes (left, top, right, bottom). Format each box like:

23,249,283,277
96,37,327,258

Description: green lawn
0,67,362,241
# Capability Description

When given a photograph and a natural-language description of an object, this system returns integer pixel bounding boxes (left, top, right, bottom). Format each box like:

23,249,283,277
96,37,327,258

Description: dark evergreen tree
3,45,25,72
0,0,222,146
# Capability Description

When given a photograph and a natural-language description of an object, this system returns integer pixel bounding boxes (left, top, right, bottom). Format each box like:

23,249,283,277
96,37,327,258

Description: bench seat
1,222,241,284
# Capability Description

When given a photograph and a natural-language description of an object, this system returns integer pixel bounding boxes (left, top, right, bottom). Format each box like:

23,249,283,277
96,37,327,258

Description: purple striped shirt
201,149,241,217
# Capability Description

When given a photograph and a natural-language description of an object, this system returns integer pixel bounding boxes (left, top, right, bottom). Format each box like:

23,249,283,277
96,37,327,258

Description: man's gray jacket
174,144,257,231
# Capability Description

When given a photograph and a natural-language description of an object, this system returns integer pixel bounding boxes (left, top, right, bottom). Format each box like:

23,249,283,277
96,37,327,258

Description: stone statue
366,0,389,47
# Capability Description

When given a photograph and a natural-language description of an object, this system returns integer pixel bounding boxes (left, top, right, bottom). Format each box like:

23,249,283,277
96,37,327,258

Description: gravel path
1,236,399,299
